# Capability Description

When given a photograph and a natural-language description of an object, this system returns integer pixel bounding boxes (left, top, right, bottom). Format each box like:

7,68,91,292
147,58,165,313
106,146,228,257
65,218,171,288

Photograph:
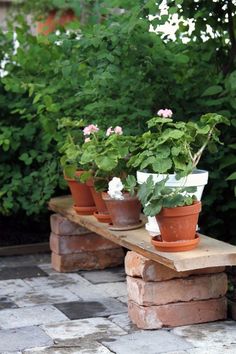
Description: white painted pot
137,169,209,236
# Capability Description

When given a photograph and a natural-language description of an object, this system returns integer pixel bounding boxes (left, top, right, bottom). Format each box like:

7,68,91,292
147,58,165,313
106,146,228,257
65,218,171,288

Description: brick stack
125,251,227,329
50,213,125,272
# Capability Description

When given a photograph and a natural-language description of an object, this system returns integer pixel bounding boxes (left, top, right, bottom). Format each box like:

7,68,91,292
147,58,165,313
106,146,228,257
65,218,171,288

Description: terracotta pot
155,201,201,243
64,171,95,208
102,193,141,228
86,179,108,214
37,10,76,35
137,170,208,236
86,179,111,223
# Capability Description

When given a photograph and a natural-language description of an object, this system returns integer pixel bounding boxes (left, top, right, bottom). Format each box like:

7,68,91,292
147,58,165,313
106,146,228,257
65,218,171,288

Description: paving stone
79,266,126,284
41,317,126,346
54,298,127,320
101,330,193,354
24,344,112,353
0,305,68,329
24,272,91,289
0,279,32,297
0,266,48,280
66,283,110,301
0,326,53,352
171,346,236,354
13,286,80,307
38,263,59,275
93,282,127,298
172,321,236,349
0,296,18,310
0,254,51,268
117,295,128,304
109,313,137,333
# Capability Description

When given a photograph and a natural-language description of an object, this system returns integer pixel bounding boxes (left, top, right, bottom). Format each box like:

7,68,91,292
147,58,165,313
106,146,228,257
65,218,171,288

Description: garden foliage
0,0,235,242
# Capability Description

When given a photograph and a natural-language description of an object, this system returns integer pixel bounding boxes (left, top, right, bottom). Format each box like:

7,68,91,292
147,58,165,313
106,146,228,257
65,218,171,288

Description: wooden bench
49,196,236,328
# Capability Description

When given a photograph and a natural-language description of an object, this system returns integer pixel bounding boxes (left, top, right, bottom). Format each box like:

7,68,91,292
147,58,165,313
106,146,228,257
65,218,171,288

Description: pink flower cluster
106,126,123,136
157,109,173,118
83,124,99,136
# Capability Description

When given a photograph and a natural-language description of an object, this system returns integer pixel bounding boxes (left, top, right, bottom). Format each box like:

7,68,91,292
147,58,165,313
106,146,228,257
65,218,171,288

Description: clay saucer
108,220,145,231
73,205,97,215
93,211,112,224
151,233,200,252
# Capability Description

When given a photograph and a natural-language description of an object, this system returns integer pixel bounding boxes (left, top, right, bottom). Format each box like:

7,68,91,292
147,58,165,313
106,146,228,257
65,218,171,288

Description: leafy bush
0,1,235,244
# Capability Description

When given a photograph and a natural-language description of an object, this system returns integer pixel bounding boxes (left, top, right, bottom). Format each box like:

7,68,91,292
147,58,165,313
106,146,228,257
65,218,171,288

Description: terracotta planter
155,201,201,243
102,193,142,230
86,179,111,223
64,171,96,215
37,10,76,35
137,169,208,236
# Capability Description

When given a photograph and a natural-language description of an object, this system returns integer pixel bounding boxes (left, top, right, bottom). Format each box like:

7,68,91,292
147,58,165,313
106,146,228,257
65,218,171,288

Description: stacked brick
125,251,227,329
50,213,125,272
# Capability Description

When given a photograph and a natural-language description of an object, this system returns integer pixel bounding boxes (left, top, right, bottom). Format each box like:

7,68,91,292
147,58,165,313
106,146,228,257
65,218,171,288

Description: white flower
108,177,124,200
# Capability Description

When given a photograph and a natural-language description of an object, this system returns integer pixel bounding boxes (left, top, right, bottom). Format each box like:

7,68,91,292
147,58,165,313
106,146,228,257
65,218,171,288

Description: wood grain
48,196,236,272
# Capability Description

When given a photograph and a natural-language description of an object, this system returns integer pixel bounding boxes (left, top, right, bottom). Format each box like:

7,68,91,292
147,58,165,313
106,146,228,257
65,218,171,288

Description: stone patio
0,253,235,353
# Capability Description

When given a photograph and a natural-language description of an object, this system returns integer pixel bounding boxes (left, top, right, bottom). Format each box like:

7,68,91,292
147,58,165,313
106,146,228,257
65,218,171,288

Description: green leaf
175,54,189,64
152,158,172,173
227,172,236,181
201,85,223,96
95,155,117,171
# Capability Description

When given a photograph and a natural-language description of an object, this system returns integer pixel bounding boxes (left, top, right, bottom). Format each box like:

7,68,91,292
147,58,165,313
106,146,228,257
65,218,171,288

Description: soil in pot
64,171,96,215
155,201,201,243
102,193,142,230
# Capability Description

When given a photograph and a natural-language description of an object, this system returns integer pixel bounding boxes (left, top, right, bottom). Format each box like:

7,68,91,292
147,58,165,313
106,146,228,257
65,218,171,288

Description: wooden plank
0,242,50,257
48,196,236,272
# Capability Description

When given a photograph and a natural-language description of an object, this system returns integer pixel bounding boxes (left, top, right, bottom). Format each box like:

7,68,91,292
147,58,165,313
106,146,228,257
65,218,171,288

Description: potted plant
138,176,201,252
129,109,229,235
59,118,96,215
80,124,136,223
102,175,142,230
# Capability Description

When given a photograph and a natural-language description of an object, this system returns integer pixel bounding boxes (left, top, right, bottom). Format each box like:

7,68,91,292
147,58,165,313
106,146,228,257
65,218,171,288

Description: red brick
128,297,227,329
51,248,125,272
50,213,90,236
127,273,227,306
125,251,225,282
50,232,121,255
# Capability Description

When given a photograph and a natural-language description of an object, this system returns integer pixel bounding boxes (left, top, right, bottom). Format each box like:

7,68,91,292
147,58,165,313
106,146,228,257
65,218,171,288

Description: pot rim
156,201,201,217
102,192,138,201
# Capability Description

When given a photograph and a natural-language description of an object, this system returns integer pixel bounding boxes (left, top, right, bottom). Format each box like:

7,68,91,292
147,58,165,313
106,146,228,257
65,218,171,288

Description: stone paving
0,253,235,353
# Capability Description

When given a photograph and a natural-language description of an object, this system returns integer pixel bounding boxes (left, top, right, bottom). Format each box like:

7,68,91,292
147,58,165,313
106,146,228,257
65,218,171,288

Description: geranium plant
128,110,230,178
58,118,86,179
138,175,197,217
79,124,135,191
107,175,137,200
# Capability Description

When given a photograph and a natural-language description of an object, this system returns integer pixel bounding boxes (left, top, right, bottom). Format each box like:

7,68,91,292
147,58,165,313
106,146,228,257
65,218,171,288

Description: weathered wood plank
48,196,236,272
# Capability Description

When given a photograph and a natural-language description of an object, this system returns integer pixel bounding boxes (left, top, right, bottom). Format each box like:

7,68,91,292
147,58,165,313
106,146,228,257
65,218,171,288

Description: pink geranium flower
83,124,99,136
157,109,173,118
114,126,123,135
106,127,114,136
